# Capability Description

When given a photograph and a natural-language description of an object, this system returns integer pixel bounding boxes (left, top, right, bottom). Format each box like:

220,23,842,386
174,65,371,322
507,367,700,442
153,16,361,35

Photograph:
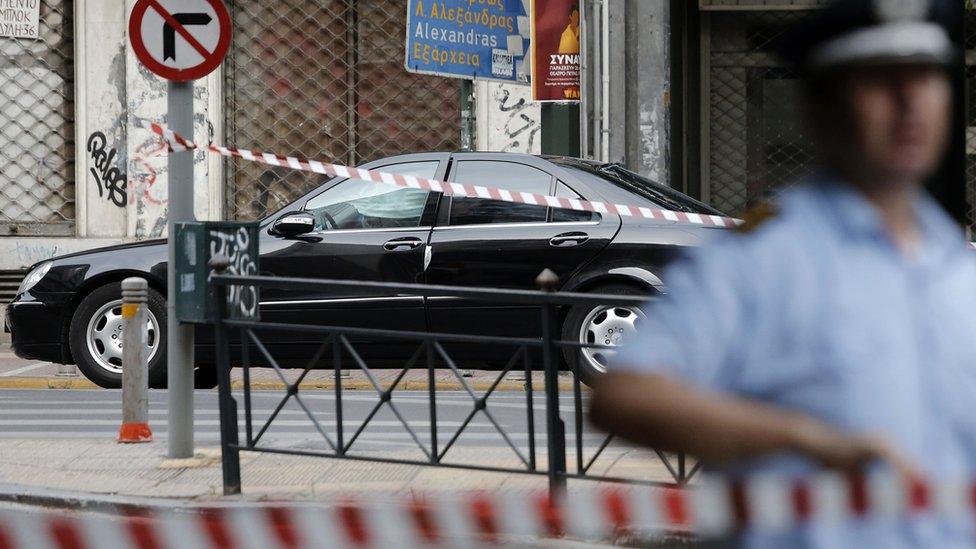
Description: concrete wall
472,0,540,156
474,81,541,154
582,0,671,184
621,0,670,185
0,0,223,270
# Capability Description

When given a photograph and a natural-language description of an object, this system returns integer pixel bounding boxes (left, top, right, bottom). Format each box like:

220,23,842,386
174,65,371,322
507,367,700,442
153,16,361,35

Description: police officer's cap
780,0,956,75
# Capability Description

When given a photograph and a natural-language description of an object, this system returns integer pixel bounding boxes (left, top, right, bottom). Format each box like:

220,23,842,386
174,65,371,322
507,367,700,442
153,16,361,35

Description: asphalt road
0,388,613,454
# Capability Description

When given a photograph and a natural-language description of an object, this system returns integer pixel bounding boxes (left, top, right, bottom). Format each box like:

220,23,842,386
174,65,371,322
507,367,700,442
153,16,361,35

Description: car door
257,157,446,360
425,154,620,341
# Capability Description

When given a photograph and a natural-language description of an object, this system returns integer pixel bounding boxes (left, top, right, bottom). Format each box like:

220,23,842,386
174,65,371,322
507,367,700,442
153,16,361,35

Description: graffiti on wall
494,86,540,153
129,140,168,206
86,132,128,207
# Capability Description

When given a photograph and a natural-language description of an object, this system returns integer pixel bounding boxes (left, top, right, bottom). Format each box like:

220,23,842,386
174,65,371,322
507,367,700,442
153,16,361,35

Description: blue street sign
405,0,530,83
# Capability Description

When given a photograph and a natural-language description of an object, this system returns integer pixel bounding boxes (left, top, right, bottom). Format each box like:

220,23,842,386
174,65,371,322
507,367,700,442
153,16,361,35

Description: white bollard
118,277,153,443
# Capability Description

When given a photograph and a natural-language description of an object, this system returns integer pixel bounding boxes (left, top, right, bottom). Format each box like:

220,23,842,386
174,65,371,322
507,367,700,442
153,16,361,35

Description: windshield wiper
599,164,691,212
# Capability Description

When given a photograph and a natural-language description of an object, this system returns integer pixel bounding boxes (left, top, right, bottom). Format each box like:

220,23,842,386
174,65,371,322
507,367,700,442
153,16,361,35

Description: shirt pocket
927,282,976,433
812,294,919,428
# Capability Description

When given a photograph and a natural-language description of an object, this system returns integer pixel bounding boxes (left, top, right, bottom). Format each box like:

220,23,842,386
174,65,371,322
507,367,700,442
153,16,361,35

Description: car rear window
552,160,725,216
448,161,551,225
552,181,599,223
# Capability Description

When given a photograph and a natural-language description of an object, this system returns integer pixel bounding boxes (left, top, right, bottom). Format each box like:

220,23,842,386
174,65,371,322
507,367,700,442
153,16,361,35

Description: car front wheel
561,284,649,386
69,282,168,389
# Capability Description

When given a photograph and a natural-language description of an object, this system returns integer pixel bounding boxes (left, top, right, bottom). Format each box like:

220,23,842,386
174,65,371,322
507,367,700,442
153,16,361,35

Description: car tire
69,282,168,389
561,283,649,387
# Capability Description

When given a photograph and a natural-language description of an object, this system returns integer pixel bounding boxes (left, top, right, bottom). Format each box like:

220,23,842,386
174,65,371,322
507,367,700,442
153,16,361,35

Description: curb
0,378,98,390
0,377,582,392
0,484,193,514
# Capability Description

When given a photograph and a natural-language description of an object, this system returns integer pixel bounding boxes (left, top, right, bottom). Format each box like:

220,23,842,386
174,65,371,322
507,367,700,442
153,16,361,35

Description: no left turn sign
129,0,231,81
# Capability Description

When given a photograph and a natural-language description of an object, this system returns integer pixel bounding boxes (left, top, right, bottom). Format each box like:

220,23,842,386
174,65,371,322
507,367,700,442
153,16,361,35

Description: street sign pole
167,79,196,458
129,0,232,459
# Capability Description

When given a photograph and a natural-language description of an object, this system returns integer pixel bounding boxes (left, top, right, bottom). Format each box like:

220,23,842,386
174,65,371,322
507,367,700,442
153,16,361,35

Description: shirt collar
816,177,886,239
813,175,964,263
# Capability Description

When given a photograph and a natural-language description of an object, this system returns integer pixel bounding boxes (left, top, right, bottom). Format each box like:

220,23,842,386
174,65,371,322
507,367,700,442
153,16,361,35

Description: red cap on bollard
118,422,153,443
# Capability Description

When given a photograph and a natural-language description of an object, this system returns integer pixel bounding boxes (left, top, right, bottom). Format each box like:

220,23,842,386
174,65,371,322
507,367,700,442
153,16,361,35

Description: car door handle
549,232,589,247
383,237,424,251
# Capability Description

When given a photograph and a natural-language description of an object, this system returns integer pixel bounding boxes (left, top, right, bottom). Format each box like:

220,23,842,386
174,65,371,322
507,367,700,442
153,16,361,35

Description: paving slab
0,439,680,505
0,438,688,547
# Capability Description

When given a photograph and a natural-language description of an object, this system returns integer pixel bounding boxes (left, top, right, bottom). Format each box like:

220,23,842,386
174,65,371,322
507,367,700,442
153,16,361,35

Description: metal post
167,80,196,458
242,328,253,447
536,269,567,498
427,340,438,462
334,337,345,454
460,79,475,151
211,256,241,495
118,277,152,443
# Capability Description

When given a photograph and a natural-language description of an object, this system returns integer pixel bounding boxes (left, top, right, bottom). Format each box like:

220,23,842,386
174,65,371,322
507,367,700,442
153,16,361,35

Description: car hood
41,238,170,291
48,238,167,265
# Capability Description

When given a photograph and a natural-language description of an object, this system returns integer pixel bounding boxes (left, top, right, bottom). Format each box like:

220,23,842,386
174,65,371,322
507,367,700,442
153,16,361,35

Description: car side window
552,181,600,223
303,161,437,231
449,161,552,225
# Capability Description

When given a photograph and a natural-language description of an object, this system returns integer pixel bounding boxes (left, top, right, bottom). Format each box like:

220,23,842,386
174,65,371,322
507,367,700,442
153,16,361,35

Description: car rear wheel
561,284,648,386
69,282,168,389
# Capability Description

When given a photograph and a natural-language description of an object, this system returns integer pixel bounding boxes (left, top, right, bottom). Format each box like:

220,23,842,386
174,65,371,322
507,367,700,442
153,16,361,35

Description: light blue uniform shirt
615,178,976,548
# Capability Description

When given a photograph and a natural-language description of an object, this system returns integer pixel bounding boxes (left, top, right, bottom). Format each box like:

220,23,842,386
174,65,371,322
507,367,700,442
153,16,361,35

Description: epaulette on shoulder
734,202,779,234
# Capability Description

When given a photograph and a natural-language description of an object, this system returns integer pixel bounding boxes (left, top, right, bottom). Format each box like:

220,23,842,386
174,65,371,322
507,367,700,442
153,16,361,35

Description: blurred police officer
590,0,971,546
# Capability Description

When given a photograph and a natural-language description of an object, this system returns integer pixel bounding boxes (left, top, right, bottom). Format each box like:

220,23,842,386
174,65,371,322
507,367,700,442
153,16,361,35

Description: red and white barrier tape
3,473,976,548
139,120,740,229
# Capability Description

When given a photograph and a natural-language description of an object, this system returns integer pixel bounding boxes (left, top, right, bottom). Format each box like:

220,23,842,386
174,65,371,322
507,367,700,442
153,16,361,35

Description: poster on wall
405,0,531,83
0,0,40,39
530,0,580,102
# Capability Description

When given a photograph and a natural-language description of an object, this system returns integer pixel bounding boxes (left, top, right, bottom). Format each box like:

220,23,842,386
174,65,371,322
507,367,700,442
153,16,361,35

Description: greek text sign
530,0,579,102
0,0,40,39
405,0,531,83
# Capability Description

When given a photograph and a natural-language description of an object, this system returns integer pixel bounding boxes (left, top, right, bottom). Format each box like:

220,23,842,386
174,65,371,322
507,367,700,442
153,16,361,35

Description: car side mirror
272,212,316,237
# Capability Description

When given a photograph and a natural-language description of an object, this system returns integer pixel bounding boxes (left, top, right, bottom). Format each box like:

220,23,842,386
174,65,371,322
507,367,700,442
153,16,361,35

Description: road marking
0,431,612,446
0,408,326,416
0,362,49,377
0,419,478,427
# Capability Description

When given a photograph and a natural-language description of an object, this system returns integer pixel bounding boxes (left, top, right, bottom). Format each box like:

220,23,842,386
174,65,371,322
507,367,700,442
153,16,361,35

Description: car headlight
18,261,52,295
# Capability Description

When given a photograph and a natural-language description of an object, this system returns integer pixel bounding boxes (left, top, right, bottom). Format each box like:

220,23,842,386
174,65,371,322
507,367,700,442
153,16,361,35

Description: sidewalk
0,441,679,548
0,439,675,503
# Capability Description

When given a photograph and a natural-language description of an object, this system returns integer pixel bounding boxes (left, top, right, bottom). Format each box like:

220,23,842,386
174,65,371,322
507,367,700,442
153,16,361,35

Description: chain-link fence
0,0,75,236
224,0,461,221
703,10,811,216
705,5,974,224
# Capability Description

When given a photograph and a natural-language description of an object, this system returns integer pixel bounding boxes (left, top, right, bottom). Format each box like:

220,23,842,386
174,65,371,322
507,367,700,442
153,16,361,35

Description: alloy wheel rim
85,299,159,375
578,305,645,374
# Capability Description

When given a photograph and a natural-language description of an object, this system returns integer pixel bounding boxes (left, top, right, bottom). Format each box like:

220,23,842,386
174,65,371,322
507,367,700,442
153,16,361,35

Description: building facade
670,0,971,222
0,0,971,300
0,0,460,270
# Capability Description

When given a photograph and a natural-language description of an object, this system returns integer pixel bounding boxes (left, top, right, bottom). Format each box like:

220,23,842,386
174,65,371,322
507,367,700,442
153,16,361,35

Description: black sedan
6,152,726,388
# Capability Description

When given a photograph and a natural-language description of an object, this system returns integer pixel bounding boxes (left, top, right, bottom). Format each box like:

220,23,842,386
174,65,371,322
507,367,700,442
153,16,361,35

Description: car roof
279,151,722,223
360,151,723,214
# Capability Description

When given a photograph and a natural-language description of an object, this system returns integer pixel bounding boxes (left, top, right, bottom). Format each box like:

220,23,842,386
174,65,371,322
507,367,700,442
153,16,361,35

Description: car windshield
550,158,725,216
